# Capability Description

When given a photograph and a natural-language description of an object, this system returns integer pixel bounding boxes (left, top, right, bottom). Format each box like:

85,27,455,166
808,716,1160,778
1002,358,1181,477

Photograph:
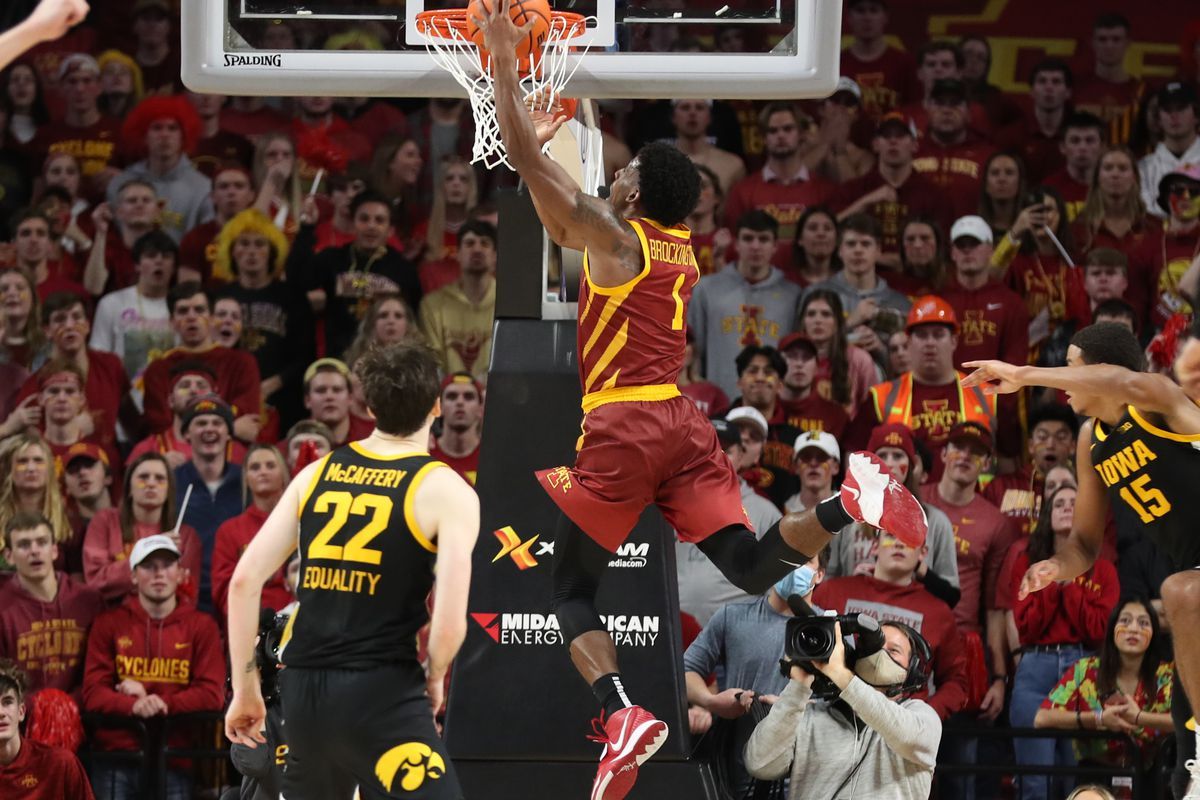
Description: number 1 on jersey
308,490,394,565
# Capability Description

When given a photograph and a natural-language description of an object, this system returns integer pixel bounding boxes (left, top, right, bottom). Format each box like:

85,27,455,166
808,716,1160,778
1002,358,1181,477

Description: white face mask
853,647,909,689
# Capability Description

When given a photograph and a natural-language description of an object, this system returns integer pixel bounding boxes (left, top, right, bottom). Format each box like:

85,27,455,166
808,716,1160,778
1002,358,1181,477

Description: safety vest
869,371,996,432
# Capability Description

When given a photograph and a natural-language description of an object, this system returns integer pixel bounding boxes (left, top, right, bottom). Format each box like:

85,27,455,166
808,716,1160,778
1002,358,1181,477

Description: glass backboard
182,0,842,99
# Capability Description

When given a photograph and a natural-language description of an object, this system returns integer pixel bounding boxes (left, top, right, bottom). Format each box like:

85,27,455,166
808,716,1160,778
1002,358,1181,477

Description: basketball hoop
416,9,592,171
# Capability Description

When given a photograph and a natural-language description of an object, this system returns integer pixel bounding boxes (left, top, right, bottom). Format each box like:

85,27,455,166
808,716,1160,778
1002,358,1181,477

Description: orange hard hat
906,295,958,333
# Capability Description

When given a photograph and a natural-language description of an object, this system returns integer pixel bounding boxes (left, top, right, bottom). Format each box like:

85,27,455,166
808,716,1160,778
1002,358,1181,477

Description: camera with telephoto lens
255,608,289,703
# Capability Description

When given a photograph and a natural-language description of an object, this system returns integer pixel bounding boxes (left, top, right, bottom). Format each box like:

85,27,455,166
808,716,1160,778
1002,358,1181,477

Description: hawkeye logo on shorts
608,542,648,569
375,742,445,792
471,612,661,647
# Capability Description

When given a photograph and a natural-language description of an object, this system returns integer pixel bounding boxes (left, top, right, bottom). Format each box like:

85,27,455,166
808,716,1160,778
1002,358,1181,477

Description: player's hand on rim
472,0,537,59
1018,558,1061,600
962,359,1024,395
225,690,268,748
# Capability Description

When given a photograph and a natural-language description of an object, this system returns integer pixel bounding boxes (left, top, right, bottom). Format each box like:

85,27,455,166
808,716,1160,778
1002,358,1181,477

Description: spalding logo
375,742,446,792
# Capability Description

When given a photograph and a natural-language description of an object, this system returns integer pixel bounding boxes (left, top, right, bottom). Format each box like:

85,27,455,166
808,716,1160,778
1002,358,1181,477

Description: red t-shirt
723,170,835,269
211,505,294,618
430,440,480,485
1073,215,1157,325
0,573,104,696
1004,251,1090,337
839,47,919,119
1144,223,1200,329
690,229,729,277
922,486,1018,634
178,220,222,288
940,278,1030,368
778,392,849,439
30,117,122,187
1042,170,1090,222
912,134,996,220
0,739,94,800
994,113,1066,185
996,541,1119,649
680,381,731,418
16,349,129,437
831,170,953,258
982,465,1043,536
140,345,262,434
812,574,968,719
1072,74,1147,146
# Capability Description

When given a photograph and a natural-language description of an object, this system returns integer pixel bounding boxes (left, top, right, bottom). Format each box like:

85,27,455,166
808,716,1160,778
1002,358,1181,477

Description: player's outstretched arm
0,0,89,71
224,459,312,746
477,0,641,269
1019,424,1107,599
964,359,1200,427
413,467,480,710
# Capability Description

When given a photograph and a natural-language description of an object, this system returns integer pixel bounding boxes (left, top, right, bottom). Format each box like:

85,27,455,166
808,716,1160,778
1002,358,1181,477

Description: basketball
467,0,553,72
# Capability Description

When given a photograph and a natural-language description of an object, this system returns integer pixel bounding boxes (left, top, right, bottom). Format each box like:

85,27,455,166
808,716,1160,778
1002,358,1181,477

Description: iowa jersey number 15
307,491,394,564
1118,474,1172,524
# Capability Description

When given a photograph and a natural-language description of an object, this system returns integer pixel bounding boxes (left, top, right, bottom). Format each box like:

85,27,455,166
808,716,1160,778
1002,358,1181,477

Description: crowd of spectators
0,0,1197,797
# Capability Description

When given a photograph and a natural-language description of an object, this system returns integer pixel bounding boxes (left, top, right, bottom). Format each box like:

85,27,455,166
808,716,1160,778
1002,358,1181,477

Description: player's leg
1159,570,1200,795
550,512,668,800
278,669,363,800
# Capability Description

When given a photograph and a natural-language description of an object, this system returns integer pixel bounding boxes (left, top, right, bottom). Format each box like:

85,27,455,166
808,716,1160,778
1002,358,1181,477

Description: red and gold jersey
577,218,698,410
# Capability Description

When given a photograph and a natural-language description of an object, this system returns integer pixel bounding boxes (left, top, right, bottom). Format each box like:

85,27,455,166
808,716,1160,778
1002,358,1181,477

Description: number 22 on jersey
307,490,394,565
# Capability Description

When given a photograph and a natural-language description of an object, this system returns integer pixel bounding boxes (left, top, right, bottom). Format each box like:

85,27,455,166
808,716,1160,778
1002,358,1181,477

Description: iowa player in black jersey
224,342,479,800
964,321,1200,797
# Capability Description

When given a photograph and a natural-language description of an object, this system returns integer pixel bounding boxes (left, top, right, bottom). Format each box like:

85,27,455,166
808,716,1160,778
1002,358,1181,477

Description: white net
417,11,592,171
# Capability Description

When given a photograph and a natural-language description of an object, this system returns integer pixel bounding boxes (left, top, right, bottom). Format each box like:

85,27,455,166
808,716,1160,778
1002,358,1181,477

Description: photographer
744,619,941,798
229,606,291,800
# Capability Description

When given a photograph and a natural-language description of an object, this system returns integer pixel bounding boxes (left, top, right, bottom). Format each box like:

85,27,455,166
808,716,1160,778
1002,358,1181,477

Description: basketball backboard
182,0,842,99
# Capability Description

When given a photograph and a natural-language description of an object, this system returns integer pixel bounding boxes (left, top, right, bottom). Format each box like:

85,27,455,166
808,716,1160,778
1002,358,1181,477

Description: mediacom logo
470,613,661,647
608,541,648,569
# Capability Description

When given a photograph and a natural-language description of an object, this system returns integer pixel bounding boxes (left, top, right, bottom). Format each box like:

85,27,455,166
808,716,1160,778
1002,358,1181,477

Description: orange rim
415,9,589,44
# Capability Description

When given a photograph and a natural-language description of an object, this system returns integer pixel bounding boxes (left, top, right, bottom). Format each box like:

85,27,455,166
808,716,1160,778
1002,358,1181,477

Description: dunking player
478,4,928,799
224,343,479,800
964,322,1200,798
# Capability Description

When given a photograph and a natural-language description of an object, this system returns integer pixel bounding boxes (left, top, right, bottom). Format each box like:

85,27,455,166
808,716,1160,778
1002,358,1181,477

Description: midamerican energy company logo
491,526,554,570
470,613,661,647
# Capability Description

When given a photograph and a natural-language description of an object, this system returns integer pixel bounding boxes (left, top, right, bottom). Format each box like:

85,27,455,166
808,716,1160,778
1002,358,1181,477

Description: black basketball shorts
279,663,462,800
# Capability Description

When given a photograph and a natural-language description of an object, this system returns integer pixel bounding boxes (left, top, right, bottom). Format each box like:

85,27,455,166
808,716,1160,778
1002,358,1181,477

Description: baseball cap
181,393,234,434
64,442,109,470
57,54,100,81
867,422,916,463
129,534,181,569
1157,164,1200,213
947,421,994,454
950,215,994,245
832,77,862,103
303,357,350,387
930,78,968,103
777,332,817,355
440,372,483,395
726,406,769,438
792,430,840,463
1157,81,1197,109
712,419,742,450
876,111,916,138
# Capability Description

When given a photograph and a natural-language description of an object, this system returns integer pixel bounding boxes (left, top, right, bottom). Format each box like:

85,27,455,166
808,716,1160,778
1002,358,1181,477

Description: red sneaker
840,451,928,548
587,706,668,800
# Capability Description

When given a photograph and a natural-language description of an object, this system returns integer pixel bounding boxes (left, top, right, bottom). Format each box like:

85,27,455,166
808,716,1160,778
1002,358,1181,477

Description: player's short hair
41,290,86,325
350,189,393,221
1030,57,1073,88
1092,298,1136,326
632,142,700,228
168,281,210,315
4,511,51,550
1027,402,1080,438
1064,111,1107,141
735,345,786,379
840,213,883,244
1094,12,1130,32
1084,247,1127,271
131,229,179,264
457,219,497,249
735,210,779,238
1070,322,1144,372
355,342,441,436
0,659,26,703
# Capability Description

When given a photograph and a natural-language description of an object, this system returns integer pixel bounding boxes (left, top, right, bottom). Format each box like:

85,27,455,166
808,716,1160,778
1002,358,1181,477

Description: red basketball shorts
534,395,751,552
